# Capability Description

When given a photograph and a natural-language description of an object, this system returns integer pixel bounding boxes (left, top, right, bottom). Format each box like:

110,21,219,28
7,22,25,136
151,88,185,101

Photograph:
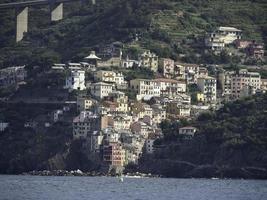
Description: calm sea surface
0,175,267,200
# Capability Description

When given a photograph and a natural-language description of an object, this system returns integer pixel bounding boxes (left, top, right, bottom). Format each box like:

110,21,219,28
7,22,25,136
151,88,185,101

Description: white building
175,63,200,84
65,70,86,90
52,63,66,70
137,104,153,119
90,82,113,99
88,133,104,153
179,126,197,137
190,105,210,117
112,115,132,131
205,26,242,52
197,76,217,103
0,122,9,132
130,79,161,100
154,78,187,97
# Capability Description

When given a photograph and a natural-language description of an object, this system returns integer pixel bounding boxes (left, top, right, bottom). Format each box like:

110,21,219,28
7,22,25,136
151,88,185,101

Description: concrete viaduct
0,0,96,42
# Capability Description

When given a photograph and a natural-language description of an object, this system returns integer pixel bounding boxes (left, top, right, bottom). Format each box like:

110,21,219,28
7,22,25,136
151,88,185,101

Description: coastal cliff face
138,158,267,179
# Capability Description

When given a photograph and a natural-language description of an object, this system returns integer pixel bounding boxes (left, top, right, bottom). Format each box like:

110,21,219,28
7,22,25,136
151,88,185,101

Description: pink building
235,40,252,49
247,42,265,59
103,141,125,167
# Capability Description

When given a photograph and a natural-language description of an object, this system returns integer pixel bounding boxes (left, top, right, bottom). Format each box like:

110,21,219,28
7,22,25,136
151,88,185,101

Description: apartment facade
95,70,127,88
65,70,86,90
90,82,113,99
231,69,261,99
72,111,108,139
197,76,217,103
139,50,159,72
247,42,265,59
167,102,191,117
218,70,235,100
159,58,175,78
111,115,132,131
130,121,153,138
77,97,95,111
175,63,200,84
130,79,161,100
205,26,242,52
154,78,187,97
107,91,129,113
103,141,126,167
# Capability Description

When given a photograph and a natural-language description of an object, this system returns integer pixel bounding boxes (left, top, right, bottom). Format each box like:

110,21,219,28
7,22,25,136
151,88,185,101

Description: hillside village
0,25,267,174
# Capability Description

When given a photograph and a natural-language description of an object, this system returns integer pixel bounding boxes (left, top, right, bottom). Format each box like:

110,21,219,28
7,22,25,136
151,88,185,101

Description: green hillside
0,0,266,67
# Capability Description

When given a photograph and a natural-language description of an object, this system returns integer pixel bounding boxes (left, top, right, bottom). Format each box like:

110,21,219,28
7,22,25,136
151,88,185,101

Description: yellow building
107,91,129,113
139,50,158,72
197,93,204,102
77,97,95,111
166,102,191,117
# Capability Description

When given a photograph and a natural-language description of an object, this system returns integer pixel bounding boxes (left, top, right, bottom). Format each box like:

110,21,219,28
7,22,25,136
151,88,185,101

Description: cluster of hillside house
1,26,265,173
48,42,266,172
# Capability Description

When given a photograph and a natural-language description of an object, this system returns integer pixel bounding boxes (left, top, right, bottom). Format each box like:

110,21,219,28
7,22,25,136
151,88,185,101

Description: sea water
0,175,267,200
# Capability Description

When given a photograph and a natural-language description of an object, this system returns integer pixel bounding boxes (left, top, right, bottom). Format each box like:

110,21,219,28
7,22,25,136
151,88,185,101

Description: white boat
124,175,143,179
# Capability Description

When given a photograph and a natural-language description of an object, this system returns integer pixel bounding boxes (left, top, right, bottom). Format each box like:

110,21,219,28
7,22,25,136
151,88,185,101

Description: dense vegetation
0,101,101,174
139,93,267,178
0,0,266,68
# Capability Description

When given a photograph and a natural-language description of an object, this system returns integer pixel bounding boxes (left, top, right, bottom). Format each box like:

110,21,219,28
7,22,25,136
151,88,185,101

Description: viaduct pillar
16,6,28,42
50,3,63,21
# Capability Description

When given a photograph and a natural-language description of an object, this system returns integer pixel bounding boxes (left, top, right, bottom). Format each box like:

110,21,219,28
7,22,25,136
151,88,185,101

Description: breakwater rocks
21,165,267,179
22,170,160,178
22,170,106,177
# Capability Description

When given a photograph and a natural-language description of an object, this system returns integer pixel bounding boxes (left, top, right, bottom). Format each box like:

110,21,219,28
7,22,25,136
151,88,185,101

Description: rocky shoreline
19,165,267,180
21,170,161,178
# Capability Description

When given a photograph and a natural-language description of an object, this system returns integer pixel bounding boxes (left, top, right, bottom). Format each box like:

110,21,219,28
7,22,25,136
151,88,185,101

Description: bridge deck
0,0,82,9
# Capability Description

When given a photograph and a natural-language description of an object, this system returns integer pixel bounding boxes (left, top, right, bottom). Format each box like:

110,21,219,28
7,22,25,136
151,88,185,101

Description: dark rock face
139,159,196,178
185,165,219,178
139,159,267,179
